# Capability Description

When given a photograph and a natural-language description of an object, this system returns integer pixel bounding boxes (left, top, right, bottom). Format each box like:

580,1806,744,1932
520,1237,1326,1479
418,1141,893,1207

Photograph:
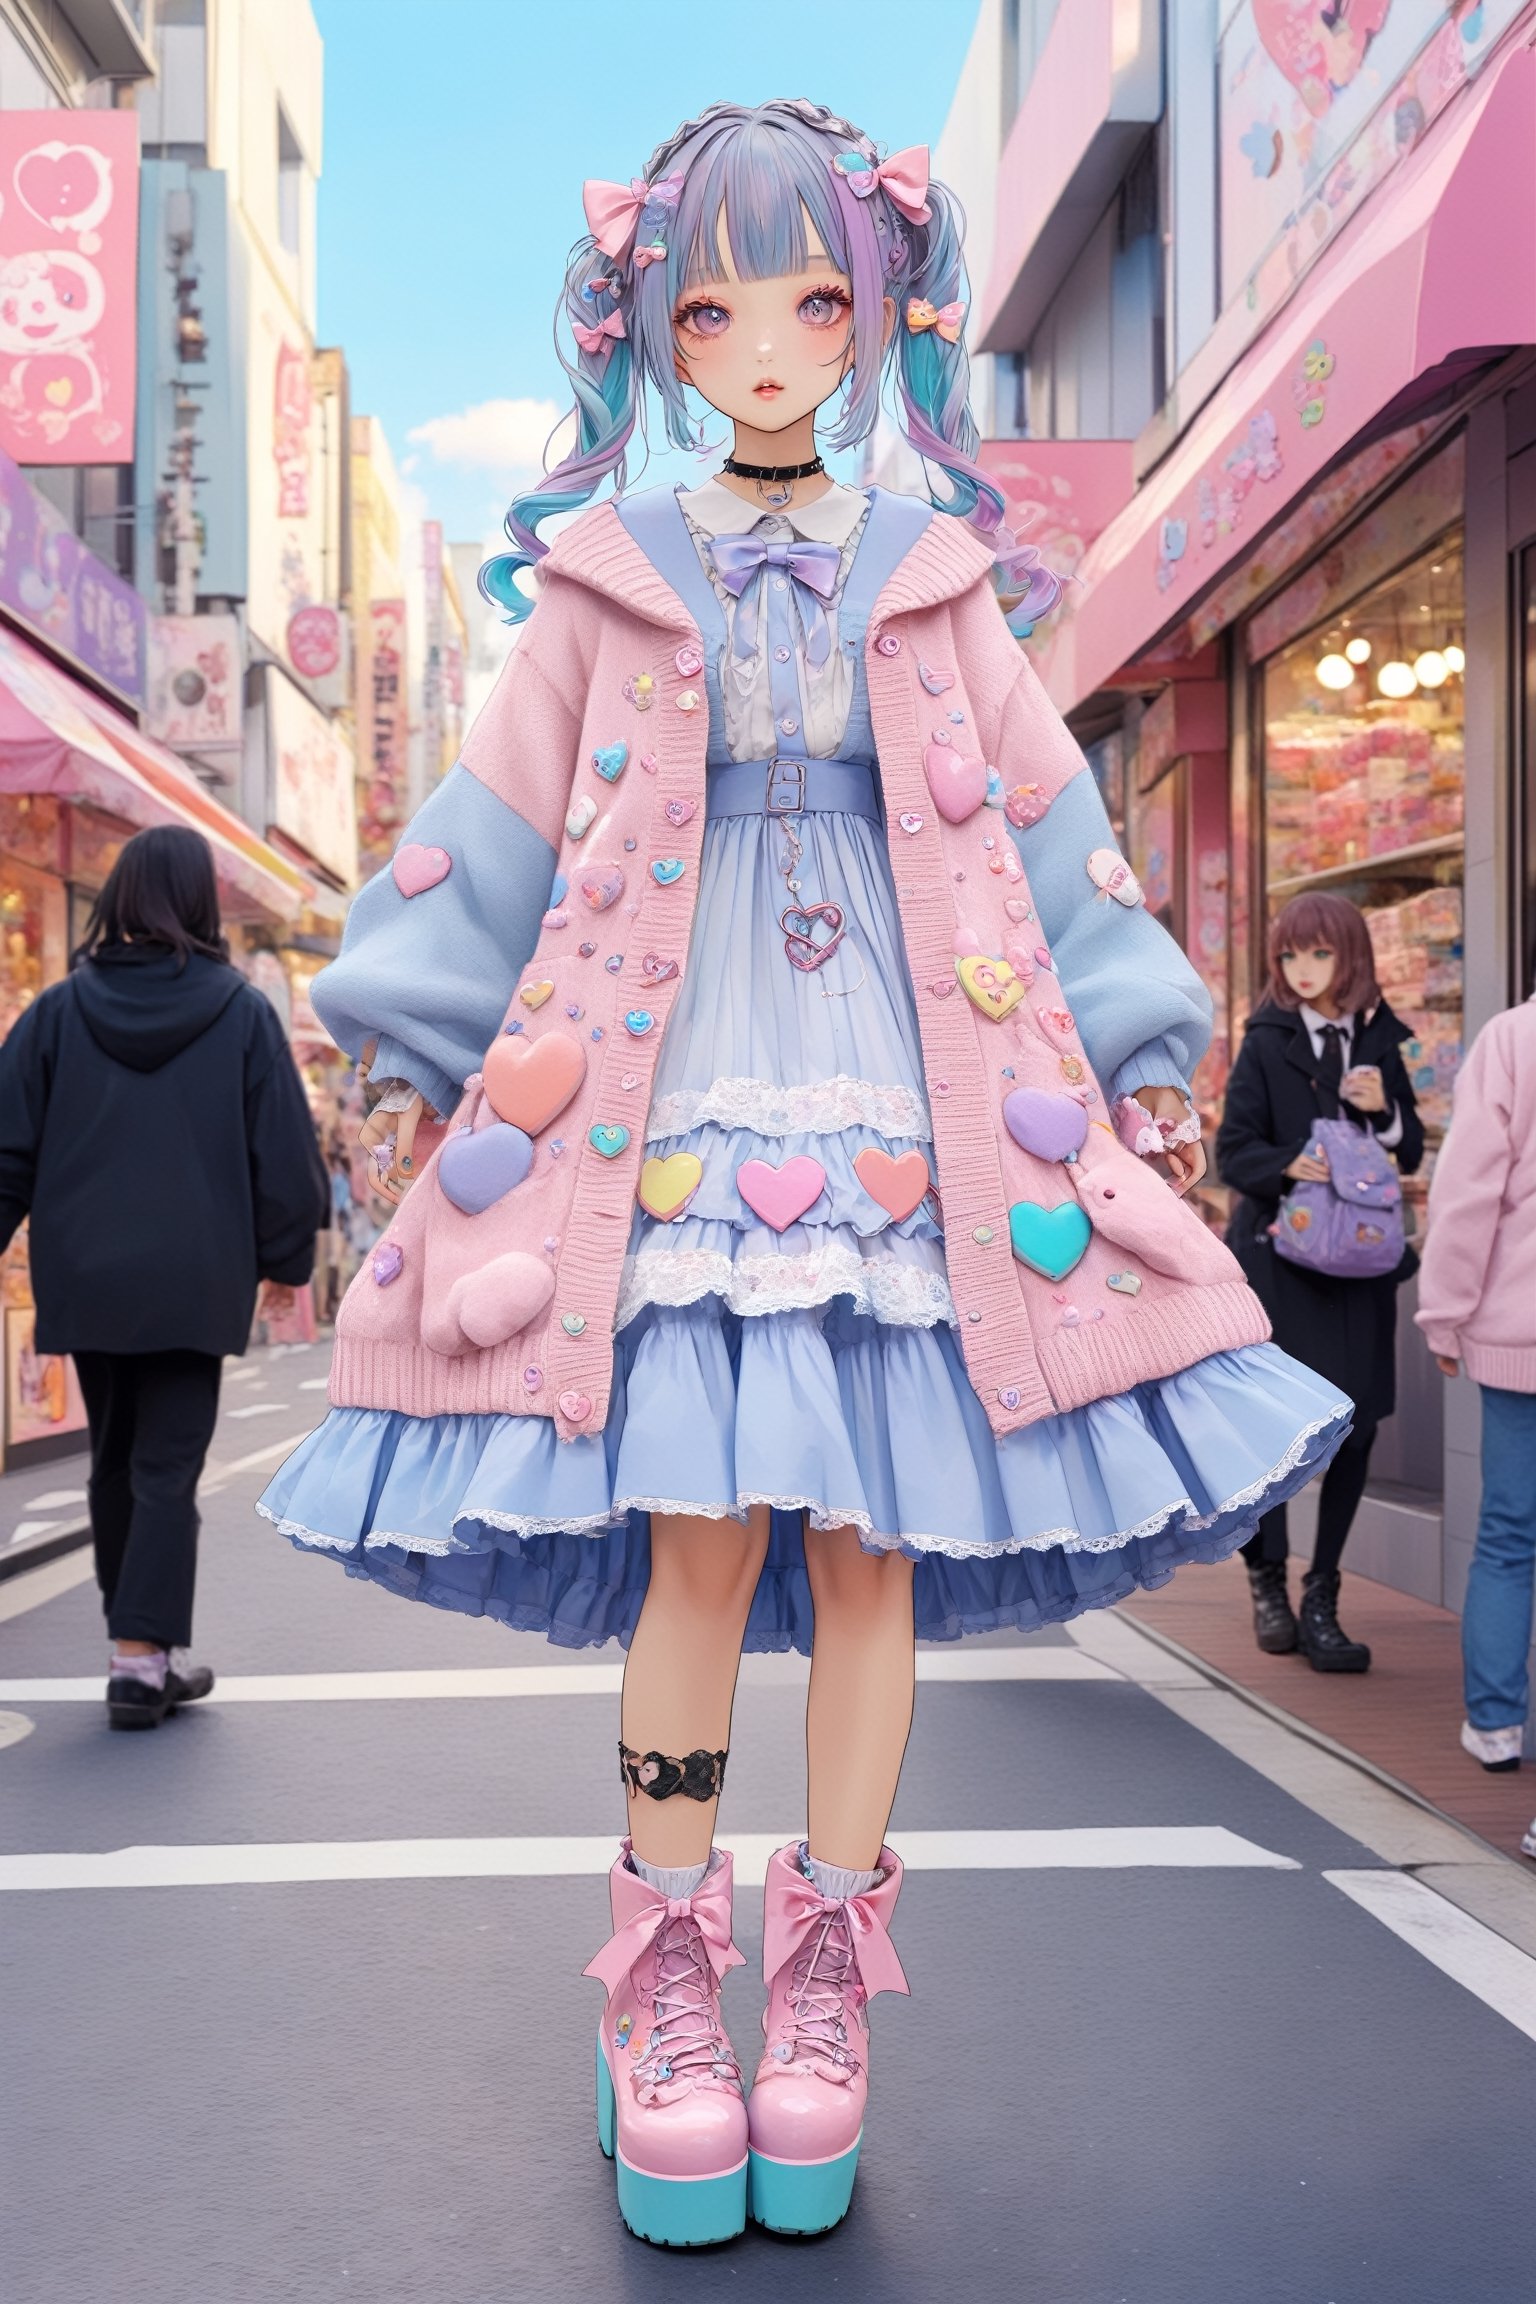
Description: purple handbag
1271,1117,1405,1280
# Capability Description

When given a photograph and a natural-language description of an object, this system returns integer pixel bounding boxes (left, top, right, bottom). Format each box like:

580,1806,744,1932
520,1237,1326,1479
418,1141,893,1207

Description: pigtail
480,246,642,623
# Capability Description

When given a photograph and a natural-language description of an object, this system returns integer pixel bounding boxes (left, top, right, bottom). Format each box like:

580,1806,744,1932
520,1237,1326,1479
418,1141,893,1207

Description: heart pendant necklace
776,816,865,998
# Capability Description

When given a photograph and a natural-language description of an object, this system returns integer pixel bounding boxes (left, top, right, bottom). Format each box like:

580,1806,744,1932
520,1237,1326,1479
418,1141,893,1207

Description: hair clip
582,171,683,260
832,144,931,224
573,310,626,358
907,296,966,342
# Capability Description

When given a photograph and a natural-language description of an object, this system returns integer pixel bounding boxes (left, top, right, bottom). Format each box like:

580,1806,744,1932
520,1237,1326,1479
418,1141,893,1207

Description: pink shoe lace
632,1910,744,2107
769,1906,866,2086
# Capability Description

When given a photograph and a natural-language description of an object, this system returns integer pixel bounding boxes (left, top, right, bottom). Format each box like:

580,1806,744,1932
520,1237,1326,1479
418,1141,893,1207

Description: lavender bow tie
708,533,842,668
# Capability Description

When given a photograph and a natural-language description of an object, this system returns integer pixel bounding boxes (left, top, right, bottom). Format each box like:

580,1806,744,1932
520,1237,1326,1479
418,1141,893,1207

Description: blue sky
312,0,979,549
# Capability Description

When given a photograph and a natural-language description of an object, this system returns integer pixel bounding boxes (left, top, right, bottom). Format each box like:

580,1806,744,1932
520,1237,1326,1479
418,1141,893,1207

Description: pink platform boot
746,1842,908,2235
584,1842,749,2247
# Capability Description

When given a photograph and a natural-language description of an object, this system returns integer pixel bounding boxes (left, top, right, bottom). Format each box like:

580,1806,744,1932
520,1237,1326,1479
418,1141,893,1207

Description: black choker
722,455,825,481
722,453,825,509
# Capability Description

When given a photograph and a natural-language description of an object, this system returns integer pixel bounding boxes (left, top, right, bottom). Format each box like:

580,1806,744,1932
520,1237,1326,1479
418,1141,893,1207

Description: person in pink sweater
1416,991,1536,1830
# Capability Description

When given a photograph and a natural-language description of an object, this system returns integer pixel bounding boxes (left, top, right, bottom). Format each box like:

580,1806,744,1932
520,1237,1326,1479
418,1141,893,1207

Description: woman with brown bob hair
1215,891,1424,1670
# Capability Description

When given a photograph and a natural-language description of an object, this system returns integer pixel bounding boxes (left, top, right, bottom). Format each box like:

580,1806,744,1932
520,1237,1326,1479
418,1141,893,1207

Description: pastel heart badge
437,1122,534,1215
1002,1088,1089,1165
589,1124,631,1159
898,811,924,834
1033,1003,1078,1047
1008,1198,1092,1282
624,1009,655,1036
566,795,597,840
651,858,685,885
918,660,955,695
1106,1270,1143,1295
1003,783,1048,829
560,1312,587,1335
557,1389,593,1425
392,842,451,898
578,863,625,912
1086,847,1144,907
956,954,1026,1022
663,798,697,827
637,1152,703,1222
854,1147,931,1223
591,741,629,782
640,953,678,984
923,740,988,824
518,980,555,1010
736,1155,827,1232
372,1243,403,1286
481,1033,587,1135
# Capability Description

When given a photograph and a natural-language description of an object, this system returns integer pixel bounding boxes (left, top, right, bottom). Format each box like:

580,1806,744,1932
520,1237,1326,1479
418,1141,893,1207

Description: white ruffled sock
629,1850,712,1899
803,1847,882,1901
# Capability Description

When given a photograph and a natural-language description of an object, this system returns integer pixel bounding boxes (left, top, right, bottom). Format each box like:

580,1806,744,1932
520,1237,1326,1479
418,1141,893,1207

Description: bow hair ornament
907,296,966,343
832,144,932,225
572,309,626,359
581,171,684,262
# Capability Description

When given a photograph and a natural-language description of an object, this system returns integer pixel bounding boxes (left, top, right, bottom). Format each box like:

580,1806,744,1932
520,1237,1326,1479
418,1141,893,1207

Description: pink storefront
962,3,1536,1608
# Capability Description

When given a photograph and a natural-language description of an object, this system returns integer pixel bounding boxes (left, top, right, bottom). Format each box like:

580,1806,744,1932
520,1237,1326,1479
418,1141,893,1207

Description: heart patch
1086,848,1144,907
1002,1088,1088,1164
482,1033,587,1135
956,955,1026,1022
663,798,697,827
392,843,451,898
918,661,955,695
923,740,988,824
651,858,685,885
854,1147,931,1223
1008,1199,1092,1282
557,1390,593,1424
1033,1003,1078,1047
637,1152,703,1222
898,811,924,834
566,795,597,840
589,1124,630,1159
438,1122,534,1215
592,741,629,782
1003,783,1048,829
640,953,678,983
518,980,554,1010
1107,1270,1143,1295
736,1155,827,1232
624,1009,655,1036
561,1312,587,1335
578,863,625,911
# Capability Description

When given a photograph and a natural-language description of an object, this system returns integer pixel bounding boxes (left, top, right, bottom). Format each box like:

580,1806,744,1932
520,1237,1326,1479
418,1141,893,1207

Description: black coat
1214,999,1424,1425
0,945,329,1358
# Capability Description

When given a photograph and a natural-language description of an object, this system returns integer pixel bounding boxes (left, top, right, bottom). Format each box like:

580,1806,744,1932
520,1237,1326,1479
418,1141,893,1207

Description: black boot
1246,1559,1298,1654
1297,1572,1371,1673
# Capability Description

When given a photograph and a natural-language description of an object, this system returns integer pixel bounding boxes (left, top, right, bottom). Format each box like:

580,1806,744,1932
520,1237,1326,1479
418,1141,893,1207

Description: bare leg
620,1507,771,1867
804,1523,916,1871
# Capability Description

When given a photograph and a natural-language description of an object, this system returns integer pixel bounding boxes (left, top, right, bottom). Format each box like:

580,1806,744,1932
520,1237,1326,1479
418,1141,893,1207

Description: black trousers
74,1350,223,1648
1240,1419,1378,1585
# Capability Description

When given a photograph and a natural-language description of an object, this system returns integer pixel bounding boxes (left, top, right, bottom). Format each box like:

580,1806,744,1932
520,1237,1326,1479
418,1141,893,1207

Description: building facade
943,0,1536,1614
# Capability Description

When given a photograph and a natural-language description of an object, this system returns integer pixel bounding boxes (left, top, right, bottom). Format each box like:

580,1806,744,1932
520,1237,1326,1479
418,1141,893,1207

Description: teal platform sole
747,2136,862,2235
595,2037,747,2248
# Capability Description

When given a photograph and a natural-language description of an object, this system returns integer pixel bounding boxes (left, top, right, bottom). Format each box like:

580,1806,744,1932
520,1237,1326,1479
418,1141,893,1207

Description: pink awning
1044,35,1536,714
0,619,310,922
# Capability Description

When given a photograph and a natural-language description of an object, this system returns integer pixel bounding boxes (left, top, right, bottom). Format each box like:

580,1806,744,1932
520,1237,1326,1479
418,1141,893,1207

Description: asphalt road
1,1340,1532,2304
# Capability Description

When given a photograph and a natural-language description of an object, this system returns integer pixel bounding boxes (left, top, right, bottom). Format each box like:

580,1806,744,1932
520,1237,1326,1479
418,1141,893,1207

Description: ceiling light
1443,643,1465,673
1377,660,1417,699
1315,653,1355,690
1413,650,1449,689
1344,636,1372,663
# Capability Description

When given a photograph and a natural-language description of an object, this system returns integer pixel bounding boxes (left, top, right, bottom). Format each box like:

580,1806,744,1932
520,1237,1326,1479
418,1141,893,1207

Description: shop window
1259,533,1465,1224
0,853,68,1042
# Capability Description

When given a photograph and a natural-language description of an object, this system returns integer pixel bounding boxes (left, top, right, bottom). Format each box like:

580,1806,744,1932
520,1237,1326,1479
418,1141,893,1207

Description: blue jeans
1462,1385,1536,1730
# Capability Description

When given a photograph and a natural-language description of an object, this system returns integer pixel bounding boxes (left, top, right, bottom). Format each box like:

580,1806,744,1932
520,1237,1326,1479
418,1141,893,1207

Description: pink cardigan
330,501,1268,1437
1416,997,1536,1392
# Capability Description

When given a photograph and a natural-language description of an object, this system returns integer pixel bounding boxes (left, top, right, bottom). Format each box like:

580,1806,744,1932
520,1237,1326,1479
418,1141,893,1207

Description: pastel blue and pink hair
482,99,1058,627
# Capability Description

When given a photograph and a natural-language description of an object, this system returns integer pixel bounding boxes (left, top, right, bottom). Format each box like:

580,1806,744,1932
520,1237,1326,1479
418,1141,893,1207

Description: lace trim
1183,1404,1350,1531
615,1245,956,1331
646,1073,931,1144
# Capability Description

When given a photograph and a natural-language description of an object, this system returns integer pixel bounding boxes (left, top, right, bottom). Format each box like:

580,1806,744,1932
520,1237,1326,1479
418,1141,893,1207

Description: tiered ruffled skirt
261,805,1351,1651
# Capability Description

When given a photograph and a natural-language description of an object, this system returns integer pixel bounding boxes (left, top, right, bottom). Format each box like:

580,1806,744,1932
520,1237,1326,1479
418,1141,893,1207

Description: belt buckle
765,757,806,816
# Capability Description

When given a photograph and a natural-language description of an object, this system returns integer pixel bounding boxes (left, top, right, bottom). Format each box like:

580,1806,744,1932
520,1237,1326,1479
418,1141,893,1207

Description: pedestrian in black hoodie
0,826,328,1727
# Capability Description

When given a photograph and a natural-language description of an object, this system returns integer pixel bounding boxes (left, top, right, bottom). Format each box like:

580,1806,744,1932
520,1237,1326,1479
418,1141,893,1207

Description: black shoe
1297,1573,1371,1673
106,1674,173,1730
164,1657,215,1709
1246,1559,1298,1654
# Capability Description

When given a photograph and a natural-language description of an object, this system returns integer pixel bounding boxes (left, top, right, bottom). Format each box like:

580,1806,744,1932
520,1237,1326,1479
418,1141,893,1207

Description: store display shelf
1266,833,1463,899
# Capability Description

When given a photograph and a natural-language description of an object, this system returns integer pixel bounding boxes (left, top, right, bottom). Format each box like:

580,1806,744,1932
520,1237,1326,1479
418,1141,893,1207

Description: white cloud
407,396,570,479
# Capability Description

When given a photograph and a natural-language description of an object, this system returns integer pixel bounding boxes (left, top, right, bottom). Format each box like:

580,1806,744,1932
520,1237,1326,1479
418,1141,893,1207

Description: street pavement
2,1340,1534,2303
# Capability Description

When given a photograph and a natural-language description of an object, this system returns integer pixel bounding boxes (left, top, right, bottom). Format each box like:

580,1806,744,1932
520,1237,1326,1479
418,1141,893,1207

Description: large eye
798,289,849,329
678,301,730,339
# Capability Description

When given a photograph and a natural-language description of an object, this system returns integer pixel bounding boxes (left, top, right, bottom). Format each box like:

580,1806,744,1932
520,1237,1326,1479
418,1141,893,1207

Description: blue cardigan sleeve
1007,765,1212,1102
312,761,558,1118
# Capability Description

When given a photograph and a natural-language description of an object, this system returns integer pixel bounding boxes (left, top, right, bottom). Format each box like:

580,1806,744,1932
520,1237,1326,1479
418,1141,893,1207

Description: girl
260,102,1350,2247
1217,891,1423,1671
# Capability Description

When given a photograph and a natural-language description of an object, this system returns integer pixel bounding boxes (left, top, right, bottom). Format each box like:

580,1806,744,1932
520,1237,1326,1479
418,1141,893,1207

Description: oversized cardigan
1415,997,1536,1392
316,491,1269,1440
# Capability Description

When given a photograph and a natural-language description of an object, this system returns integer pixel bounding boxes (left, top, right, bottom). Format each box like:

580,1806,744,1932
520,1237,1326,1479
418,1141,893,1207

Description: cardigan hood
322,490,1266,1440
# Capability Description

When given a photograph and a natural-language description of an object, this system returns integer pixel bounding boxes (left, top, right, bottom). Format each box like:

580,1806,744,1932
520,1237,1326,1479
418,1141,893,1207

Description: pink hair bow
572,309,626,359
907,296,966,343
833,143,932,225
581,172,683,261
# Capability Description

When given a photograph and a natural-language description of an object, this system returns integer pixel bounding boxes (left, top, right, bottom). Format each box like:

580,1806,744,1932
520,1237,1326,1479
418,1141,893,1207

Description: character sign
0,113,139,463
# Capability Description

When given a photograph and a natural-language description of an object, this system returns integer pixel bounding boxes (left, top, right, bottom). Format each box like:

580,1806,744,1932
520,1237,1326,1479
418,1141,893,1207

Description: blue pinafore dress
260,484,1349,1649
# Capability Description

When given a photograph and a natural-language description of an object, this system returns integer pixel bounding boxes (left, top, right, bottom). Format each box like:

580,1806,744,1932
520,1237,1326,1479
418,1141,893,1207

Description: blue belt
706,755,881,825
